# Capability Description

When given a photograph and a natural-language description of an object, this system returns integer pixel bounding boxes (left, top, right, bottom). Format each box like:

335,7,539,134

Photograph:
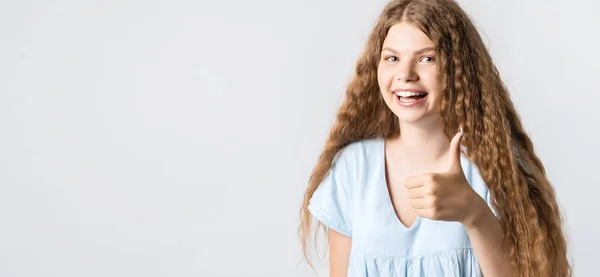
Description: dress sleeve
307,147,354,237
482,180,498,218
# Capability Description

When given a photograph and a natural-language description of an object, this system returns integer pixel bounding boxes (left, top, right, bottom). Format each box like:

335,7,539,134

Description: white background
1,0,598,276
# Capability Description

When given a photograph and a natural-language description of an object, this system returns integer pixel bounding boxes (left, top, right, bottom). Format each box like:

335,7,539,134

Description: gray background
1,0,598,276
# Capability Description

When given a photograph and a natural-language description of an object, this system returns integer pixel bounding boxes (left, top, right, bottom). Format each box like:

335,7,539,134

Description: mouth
393,90,428,103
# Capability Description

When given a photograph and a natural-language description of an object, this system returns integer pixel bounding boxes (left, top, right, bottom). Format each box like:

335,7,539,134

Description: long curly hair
298,0,571,276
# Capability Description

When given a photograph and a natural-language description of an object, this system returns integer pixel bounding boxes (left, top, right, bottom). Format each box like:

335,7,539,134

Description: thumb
447,126,464,172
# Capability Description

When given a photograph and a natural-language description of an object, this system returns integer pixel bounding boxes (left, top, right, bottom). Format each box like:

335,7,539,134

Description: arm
403,129,512,276
463,196,512,277
329,229,351,277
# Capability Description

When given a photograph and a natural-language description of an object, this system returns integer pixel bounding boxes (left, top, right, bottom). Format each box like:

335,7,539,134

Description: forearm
463,197,512,277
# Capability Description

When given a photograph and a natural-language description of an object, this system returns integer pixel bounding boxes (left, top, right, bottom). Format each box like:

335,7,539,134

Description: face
377,22,441,124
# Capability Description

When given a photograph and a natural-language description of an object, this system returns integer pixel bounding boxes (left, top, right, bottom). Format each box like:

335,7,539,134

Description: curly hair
298,0,571,276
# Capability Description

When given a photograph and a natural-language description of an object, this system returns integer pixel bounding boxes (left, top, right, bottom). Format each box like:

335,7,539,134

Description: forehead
382,22,435,51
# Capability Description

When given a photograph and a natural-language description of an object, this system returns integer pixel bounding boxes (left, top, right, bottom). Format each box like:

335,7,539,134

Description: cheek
377,67,393,88
420,71,439,94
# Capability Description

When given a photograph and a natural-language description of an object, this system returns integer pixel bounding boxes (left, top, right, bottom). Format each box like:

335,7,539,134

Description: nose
395,61,419,82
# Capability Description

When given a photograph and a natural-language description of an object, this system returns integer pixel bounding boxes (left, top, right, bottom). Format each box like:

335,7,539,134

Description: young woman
299,0,571,276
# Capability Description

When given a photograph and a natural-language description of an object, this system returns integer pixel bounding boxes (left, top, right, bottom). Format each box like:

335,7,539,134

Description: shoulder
460,153,486,192
327,138,383,191
333,137,383,165
460,153,498,216
308,138,384,237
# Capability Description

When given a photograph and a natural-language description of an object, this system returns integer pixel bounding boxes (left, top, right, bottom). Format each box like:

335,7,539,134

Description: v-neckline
380,137,422,231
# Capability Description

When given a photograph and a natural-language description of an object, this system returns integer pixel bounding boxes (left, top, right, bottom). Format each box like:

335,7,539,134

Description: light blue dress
308,137,496,277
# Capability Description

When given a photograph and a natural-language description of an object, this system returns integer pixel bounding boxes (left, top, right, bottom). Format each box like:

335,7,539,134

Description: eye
384,56,398,62
420,56,435,63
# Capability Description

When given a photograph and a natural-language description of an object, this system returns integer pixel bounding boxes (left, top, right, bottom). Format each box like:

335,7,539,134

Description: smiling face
378,22,441,125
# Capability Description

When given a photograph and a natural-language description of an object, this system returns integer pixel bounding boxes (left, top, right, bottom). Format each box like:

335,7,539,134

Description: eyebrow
381,46,436,55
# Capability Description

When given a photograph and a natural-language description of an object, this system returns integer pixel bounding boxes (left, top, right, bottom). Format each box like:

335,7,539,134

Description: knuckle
427,186,437,196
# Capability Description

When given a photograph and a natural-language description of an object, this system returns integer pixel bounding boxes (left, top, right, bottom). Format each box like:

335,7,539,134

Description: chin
394,111,438,125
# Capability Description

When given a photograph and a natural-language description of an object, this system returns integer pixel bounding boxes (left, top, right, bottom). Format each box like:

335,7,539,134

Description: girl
299,0,571,276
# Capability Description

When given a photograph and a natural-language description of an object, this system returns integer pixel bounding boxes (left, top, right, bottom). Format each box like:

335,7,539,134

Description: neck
389,118,450,169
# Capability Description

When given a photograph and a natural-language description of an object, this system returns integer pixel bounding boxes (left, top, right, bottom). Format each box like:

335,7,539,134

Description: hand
404,128,485,225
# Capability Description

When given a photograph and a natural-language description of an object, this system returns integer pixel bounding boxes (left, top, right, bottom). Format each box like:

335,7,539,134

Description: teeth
395,91,427,97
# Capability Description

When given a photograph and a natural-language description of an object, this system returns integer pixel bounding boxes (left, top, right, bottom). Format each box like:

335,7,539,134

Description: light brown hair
298,0,571,276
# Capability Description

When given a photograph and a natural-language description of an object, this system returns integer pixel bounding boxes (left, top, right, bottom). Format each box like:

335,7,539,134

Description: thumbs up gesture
404,128,485,226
